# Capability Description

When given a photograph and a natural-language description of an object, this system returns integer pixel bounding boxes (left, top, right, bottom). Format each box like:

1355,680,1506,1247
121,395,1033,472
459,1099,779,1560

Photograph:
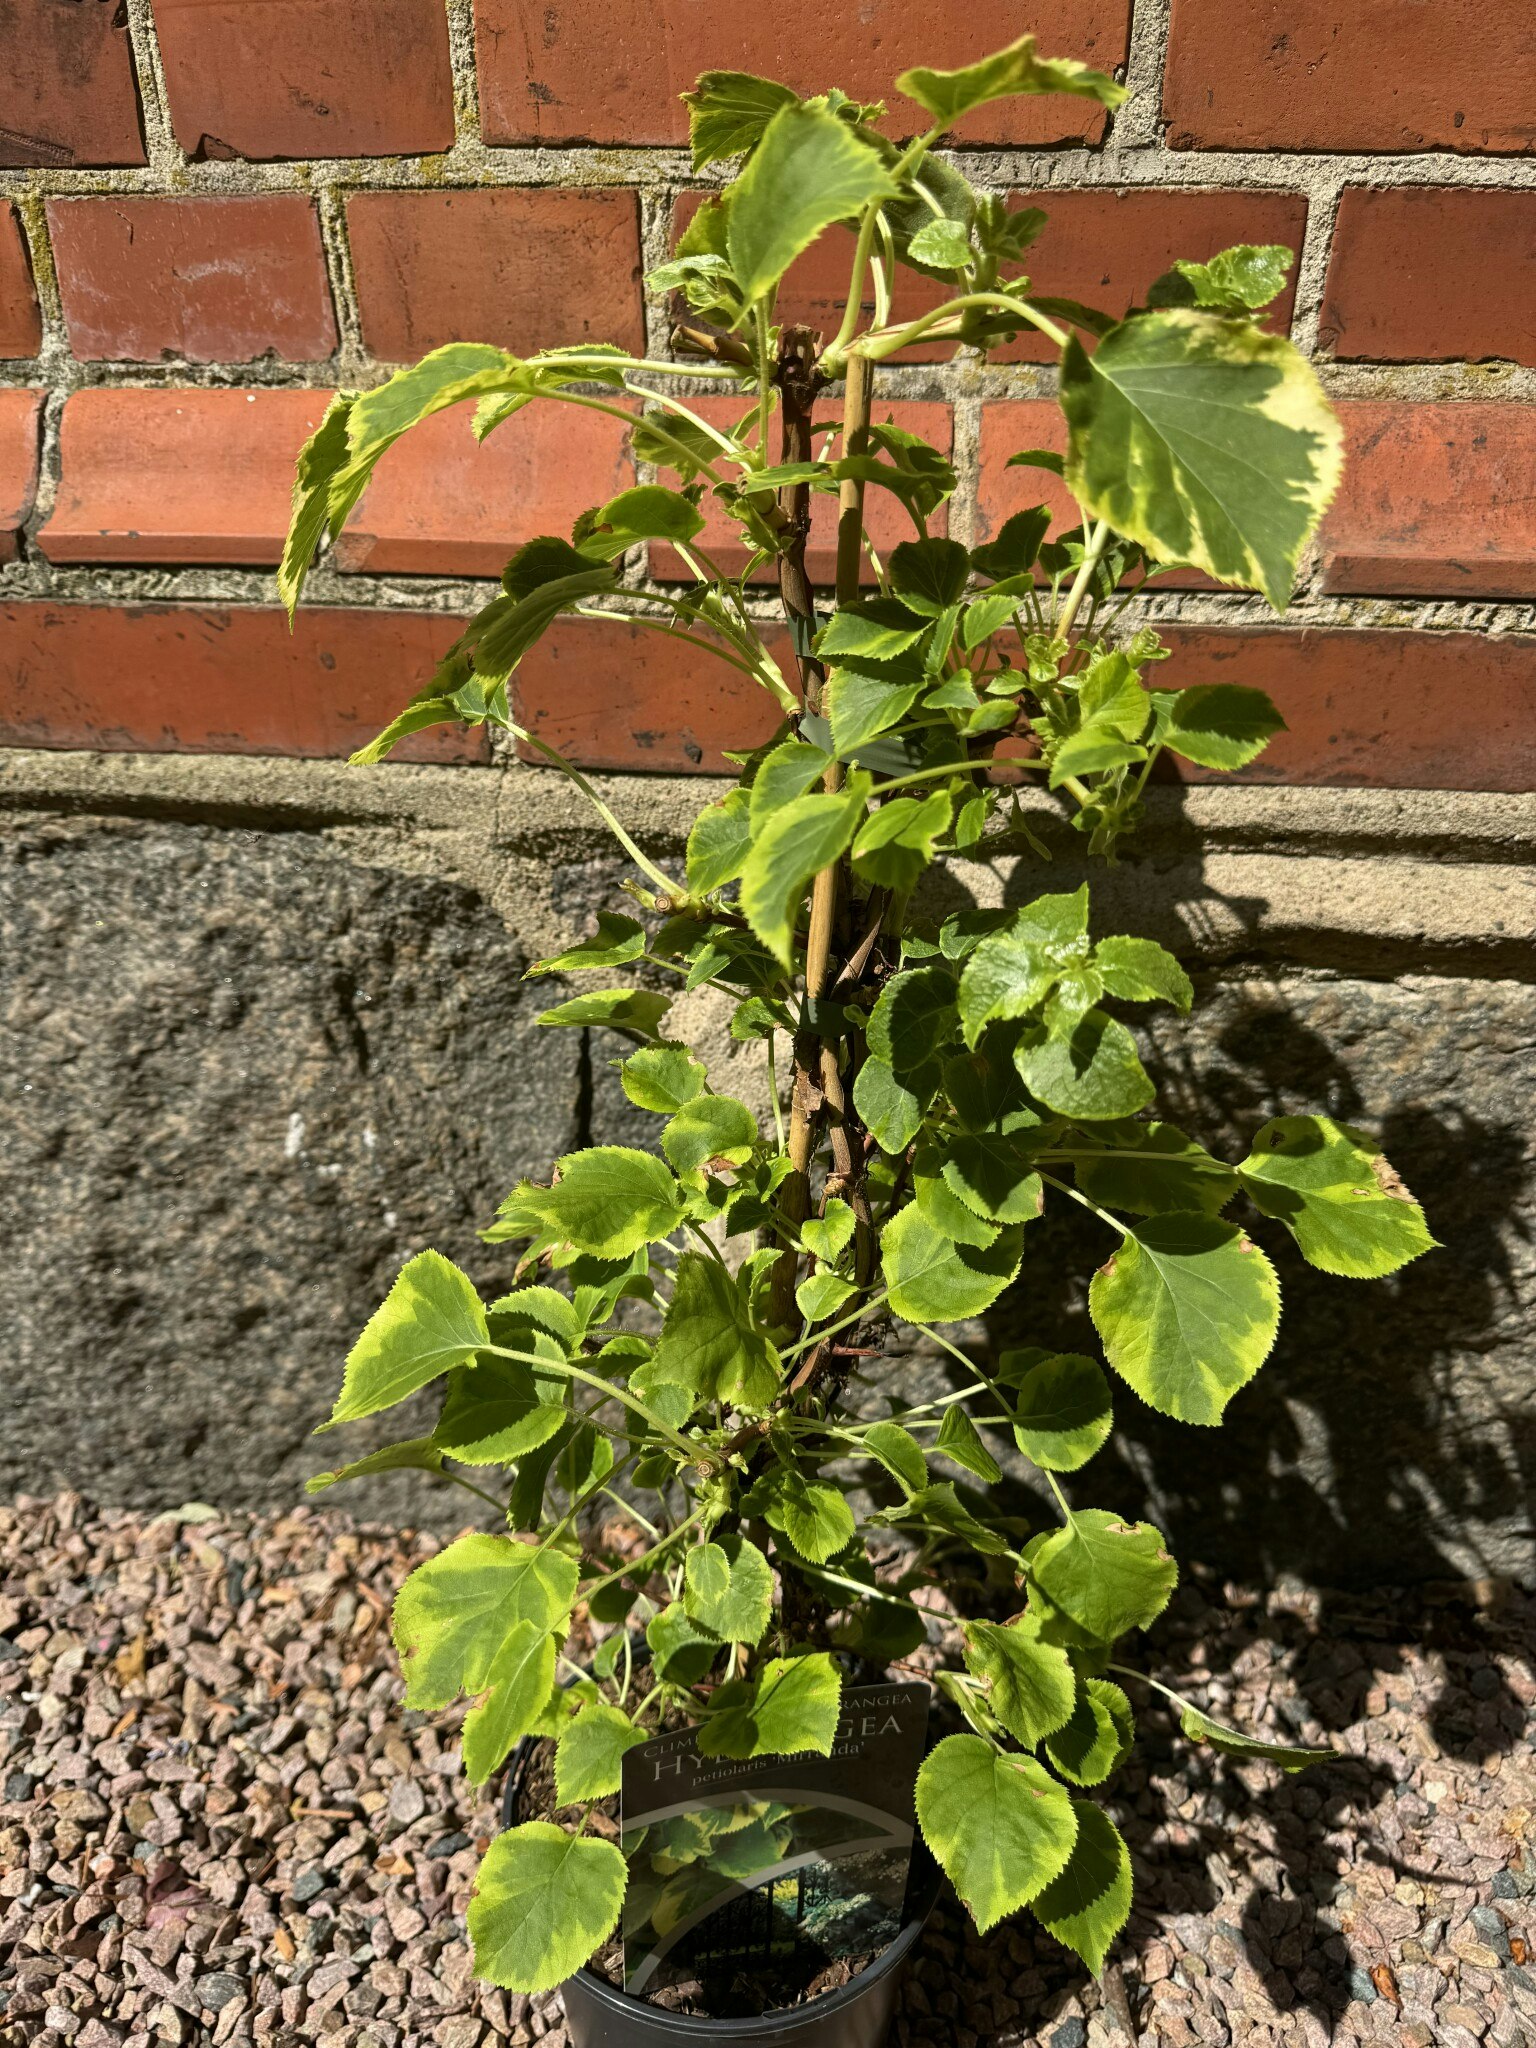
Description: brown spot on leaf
1097,1255,1118,1278
1238,1235,1256,1253
1372,1154,1416,1204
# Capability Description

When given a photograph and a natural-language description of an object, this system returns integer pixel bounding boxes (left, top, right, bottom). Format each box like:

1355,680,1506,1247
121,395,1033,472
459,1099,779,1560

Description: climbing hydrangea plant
283,40,1436,2003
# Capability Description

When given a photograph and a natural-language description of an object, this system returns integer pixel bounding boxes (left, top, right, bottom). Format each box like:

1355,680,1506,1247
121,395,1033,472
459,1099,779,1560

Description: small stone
195,1974,244,2014
289,1869,327,1904
1051,2023,1088,2048
387,1780,427,1826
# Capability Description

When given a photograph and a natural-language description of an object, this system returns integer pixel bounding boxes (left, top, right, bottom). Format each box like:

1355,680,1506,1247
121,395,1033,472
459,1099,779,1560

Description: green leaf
939,1132,1046,1226
852,1055,933,1155
1032,1509,1177,1639
687,786,754,896
1044,1677,1134,1787
392,1534,577,1710
888,537,972,616
280,393,353,617
1007,1352,1114,1473
555,1701,648,1802
759,1467,856,1564
1049,730,1146,788
1148,243,1294,314
1094,935,1192,1011
1029,1802,1132,1976
322,1251,489,1431
1160,683,1286,770
817,599,928,663
435,1357,567,1466
619,1043,708,1115
957,889,1091,1045
796,1268,858,1321
696,1653,843,1760
462,1622,558,1784
530,914,645,976
651,1252,781,1415
802,1200,856,1262
824,657,928,757
579,484,705,559
520,1148,685,1259
682,68,800,170
306,1436,443,1494
725,103,897,306
631,403,727,481
915,1734,1079,1934
662,1095,759,1177
537,988,672,1035
1179,1706,1333,1772
1060,310,1344,611
962,1615,1077,1746
851,790,953,895
1071,1120,1236,1219
881,1204,1023,1323
907,216,972,269
867,966,960,1078
468,1823,627,1995
1237,1115,1436,1278
890,1481,1008,1555
863,1421,928,1494
971,507,1052,583
897,36,1127,128
1016,1012,1154,1121
749,738,834,830
1090,1215,1280,1425
684,1536,774,1644
647,1601,721,1685
936,1404,1003,1483
348,695,462,767
1007,447,1065,476
739,781,868,970
914,1163,1000,1249
501,534,597,600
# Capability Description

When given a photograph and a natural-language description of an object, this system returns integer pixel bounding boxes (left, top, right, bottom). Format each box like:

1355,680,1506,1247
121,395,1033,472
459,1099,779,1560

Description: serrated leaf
817,599,928,663
851,789,953,894
1016,1012,1154,1121
907,216,972,268
748,738,834,831
1029,1801,1132,1976
1032,1510,1177,1640
323,1250,489,1431
726,103,898,306
696,1653,843,1759
796,1268,858,1321
531,914,645,976
1007,1352,1114,1473
435,1357,568,1467
739,781,868,970
646,1601,721,1685
662,1094,759,1176
1090,1215,1279,1425
802,1200,856,1262
462,1622,558,1784
1179,1706,1333,1772
682,68,800,170
867,966,960,1078
916,1734,1079,1934
890,1481,1008,1555
897,36,1127,128
619,1043,708,1115
392,1535,577,1711
1237,1115,1436,1278
1148,243,1294,314
1093,935,1192,1011
468,1823,627,1995
306,1436,443,1494
881,1204,1023,1323
971,507,1051,584
936,1404,1003,1483
963,1616,1077,1746
863,1421,928,1493
537,988,672,1035
521,1149,685,1259
889,537,972,616
1044,1677,1134,1787
1061,310,1343,611
555,1701,648,1802
1160,683,1286,770
651,1252,780,1415
580,484,704,557
939,1132,1046,1226
759,1466,856,1564
852,1055,933,1155
1071,1119,1238,1219
687,786,753,896
824,657,928,756
684,1536,774,1645
280,393,353,617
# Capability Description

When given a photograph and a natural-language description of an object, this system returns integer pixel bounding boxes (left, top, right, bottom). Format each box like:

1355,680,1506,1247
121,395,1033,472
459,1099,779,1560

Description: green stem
438,1466,508,1513
485,1344,714,1470
827,201,885,361
511,729,680,901
581,1508,704,1599
1038,1169,1129,1239
873,755,1048,798
795,1561,930,1616
1056,519,1112,644
570,607,760,680
778,1288,890,1363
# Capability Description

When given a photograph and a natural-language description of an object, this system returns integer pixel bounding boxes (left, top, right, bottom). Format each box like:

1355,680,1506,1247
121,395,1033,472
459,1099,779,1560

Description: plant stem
512,729,680,901
1056,519,1112,643
485,1344,714,1470
580,1509,703,1600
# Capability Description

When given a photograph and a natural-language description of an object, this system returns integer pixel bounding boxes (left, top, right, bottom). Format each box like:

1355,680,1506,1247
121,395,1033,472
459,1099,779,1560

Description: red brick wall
1,0,1533,788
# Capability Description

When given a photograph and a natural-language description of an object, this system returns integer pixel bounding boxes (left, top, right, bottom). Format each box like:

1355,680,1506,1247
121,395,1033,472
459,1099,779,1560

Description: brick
1163,0,1536,154
476,0,1131,148
40,389,334,567
154,0,454,161
649,397,952,585
0,604,483,762
0,390,44,564
348,189,644,364
335,401,636,577
1321,403,1536,601
1319,189,1536,368
0,202,40,357
1155,628,1535,791
514,619,786,774
0,0,144,167
48,196,337,364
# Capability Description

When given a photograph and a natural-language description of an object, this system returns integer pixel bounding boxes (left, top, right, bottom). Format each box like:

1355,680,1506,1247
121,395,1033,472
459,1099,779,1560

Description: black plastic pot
501,1735,942,2048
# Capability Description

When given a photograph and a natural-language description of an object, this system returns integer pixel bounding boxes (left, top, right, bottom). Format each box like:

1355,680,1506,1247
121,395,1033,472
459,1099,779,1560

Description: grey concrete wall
2,747,1530,1588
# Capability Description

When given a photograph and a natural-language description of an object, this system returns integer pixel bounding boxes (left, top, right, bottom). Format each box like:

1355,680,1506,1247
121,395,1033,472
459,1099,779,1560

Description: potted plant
281,38,1435,2042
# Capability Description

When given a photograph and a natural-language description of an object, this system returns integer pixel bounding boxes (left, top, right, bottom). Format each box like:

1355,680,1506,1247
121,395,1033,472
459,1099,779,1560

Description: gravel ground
2,1492,1533,2048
